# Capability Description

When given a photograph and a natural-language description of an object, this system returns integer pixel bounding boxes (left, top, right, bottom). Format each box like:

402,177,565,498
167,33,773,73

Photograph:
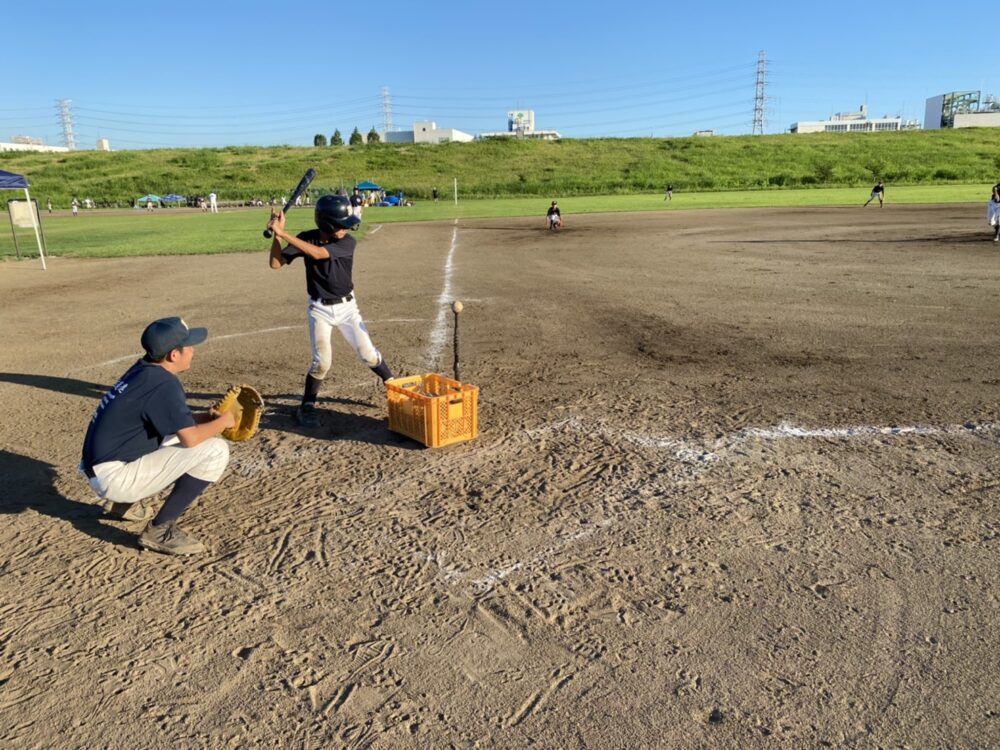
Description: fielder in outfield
267,194,394,427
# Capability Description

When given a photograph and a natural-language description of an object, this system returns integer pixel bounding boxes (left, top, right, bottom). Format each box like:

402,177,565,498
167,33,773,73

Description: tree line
313,127,381,147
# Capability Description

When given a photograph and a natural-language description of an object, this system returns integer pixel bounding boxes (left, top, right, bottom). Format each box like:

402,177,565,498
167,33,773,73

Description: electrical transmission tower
382,87,393,135
57,98,76,150
752,50,767,135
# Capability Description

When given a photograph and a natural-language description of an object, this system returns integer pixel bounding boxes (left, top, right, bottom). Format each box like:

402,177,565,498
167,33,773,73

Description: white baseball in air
452,300,464,313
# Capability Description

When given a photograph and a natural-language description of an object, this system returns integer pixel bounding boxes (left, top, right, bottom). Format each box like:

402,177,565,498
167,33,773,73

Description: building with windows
382,121,474,144
789,104,914,134
924,91,1000,129
0,136,69,153
480,110,560,140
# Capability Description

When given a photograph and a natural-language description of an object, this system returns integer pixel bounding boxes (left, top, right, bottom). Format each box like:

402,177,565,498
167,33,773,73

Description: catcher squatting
80,318,242,555
79,194,390,556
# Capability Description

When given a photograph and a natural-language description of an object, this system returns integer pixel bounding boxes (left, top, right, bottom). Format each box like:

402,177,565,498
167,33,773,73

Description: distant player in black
864,181,885,208
546,201,562,230
664,184,673,201
432,187,439,203
988,182,1000,242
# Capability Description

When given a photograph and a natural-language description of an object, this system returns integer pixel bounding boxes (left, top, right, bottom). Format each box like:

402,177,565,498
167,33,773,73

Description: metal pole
451,300,463,381
453,177,458,206
25,189,46,270
7,201,21,260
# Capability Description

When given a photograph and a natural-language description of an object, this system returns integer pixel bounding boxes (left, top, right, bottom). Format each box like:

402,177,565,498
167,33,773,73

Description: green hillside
1,129,998,207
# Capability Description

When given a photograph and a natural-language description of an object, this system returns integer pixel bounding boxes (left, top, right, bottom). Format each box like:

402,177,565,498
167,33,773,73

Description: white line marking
427,416,1000,593
424,220,459,369
368,224,383,234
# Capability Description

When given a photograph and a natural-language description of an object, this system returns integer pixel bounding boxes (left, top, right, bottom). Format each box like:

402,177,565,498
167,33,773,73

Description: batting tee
1,169,46,270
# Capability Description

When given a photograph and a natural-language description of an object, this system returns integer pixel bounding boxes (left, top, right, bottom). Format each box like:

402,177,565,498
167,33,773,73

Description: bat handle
263,228,274,239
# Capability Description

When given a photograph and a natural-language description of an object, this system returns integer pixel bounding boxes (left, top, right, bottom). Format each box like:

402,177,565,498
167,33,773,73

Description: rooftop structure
480,110,560,140
924,91,1000,129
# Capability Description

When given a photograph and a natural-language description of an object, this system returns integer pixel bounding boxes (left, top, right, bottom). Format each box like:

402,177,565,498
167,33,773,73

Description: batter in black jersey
267,194,394,427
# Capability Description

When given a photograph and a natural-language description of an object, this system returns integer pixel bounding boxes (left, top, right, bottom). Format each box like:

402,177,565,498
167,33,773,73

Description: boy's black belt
312,293,353,305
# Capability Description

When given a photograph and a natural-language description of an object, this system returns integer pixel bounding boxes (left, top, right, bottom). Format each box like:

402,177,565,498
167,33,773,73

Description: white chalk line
424,220,459,370
68,320,427,375
426,415,1000,593
368,224,383,234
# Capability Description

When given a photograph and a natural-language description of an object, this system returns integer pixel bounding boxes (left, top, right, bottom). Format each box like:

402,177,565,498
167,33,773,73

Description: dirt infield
1,205,998,748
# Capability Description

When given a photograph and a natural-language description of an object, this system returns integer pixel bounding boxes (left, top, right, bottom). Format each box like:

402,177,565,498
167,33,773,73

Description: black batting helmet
315,194,360,233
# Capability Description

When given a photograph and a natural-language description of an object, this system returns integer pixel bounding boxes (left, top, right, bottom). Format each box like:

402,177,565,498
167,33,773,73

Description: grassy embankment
1,128,998,207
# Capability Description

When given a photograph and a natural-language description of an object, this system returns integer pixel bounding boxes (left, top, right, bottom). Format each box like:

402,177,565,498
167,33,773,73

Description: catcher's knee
189,437,230,482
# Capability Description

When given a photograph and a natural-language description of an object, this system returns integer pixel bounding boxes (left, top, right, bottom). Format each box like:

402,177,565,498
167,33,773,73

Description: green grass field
1,184,992,259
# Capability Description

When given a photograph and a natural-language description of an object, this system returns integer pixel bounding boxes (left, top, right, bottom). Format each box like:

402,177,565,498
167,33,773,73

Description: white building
0,136,69,153
480,110,560,140
924,91,1000,129
383,121,474,144
789,104,909,134
97,138,111,151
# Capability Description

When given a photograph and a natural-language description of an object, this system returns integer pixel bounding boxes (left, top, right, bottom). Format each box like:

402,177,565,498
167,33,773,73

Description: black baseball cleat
296,403,319,427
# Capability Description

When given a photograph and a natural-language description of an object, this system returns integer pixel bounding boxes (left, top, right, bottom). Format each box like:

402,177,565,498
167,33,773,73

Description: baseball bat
263,168,316,238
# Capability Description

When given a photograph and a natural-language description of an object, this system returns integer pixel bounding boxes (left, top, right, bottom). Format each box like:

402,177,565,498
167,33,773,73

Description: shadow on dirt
0,449,138,551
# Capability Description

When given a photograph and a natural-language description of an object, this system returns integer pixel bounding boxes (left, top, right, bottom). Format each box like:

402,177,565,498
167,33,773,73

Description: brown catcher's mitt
212,384,263,442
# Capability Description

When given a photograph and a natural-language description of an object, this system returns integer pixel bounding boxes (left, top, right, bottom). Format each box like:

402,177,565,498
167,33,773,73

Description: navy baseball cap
141,317,208,359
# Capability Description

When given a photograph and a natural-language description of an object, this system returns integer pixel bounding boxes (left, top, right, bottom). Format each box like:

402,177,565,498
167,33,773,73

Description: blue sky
2,1,992,150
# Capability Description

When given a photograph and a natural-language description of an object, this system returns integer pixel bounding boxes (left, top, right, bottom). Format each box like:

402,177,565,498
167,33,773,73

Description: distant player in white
989,182,1000,243
209,192,218,213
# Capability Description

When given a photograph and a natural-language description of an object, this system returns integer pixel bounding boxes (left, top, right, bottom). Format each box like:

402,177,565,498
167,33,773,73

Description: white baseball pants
85,435,230,505
307,297,382,379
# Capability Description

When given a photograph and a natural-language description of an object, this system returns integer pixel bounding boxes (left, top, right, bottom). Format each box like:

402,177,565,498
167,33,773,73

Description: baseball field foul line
423,415,998,593
424,220,460,370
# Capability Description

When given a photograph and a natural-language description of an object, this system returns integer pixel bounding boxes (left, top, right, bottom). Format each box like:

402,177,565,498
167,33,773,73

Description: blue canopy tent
137,194,161,204
355,180,382,191
0,169,46,269
161,193,186,205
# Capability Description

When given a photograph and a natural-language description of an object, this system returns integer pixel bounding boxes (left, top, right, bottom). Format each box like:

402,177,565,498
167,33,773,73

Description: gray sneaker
139,522,206,556
296,402,319,427
103,499,152,523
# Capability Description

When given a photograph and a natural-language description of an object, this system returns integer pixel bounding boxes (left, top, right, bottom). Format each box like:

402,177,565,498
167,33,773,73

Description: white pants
307,296,381,378
988,201,1000,227
84,435,230,505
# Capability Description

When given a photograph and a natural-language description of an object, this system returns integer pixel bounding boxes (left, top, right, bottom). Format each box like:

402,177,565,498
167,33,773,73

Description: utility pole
752,51,767,136
382,86,392,135
57,98,76,150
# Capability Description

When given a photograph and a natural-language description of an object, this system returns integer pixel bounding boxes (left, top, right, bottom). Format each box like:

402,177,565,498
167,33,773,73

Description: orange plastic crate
386,373,479,448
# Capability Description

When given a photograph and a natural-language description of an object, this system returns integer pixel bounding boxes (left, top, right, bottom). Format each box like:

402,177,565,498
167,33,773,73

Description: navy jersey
82,359,194,468
282,230,356,299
